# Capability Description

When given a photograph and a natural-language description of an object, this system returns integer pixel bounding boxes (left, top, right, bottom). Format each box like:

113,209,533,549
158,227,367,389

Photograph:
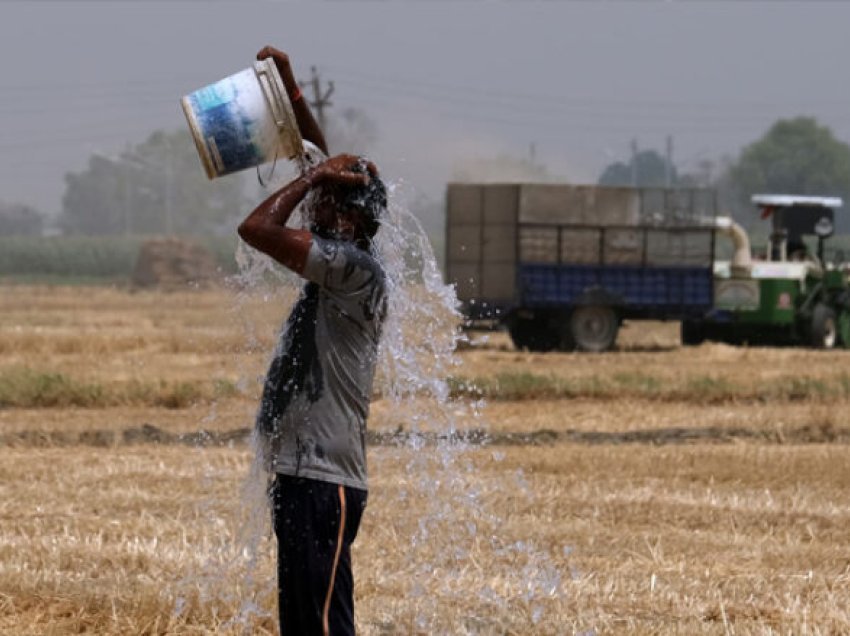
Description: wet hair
314,159,387,243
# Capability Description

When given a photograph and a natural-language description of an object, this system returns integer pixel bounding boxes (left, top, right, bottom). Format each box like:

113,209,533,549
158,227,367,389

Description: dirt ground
1,286,849,634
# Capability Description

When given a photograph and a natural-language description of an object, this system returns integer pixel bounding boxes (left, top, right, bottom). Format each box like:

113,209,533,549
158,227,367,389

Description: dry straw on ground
1,286,850,634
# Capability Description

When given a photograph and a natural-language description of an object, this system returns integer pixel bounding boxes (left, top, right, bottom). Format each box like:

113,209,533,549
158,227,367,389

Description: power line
0,74,203,95
326,63,850,111
0,64,848,156
0,95,179,117
334,90,799,135
330,76,845,130
0,63,845,134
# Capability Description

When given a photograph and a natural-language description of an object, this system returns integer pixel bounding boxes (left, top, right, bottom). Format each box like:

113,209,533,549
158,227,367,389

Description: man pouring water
238,46,388,636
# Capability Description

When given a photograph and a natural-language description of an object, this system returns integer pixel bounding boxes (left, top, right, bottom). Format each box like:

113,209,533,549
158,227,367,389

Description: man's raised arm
237,154,370,274
256,46,329,156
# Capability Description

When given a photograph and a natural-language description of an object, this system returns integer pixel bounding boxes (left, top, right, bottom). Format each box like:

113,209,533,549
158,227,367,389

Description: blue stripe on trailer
518,264,713,308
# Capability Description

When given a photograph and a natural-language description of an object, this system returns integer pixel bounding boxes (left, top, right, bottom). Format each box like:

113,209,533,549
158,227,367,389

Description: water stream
174,162,571,633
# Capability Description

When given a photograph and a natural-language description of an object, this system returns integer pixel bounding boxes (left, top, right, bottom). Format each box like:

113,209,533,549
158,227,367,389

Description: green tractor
683,195,850,349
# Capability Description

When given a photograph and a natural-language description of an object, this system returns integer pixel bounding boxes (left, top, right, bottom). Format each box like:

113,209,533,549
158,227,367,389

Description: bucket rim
180,97,218,180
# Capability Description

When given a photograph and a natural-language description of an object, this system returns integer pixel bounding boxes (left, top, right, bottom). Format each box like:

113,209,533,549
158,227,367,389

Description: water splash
173,167,570,633
354,180,568,631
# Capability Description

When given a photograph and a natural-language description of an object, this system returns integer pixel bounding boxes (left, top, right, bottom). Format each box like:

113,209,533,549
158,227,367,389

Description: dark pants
271,474,367,636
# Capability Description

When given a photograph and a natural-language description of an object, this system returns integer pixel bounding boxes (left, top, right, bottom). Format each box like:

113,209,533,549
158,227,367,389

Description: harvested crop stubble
461,331,850,392
2,444,850,634
3,286,850,634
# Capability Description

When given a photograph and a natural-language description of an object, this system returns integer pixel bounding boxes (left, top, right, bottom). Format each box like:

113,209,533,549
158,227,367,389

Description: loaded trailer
445,183,720,352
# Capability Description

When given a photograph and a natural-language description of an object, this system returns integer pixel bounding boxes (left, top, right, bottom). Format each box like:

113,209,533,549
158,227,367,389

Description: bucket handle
256,149,279,188
254,59,303,162
255,63,289,130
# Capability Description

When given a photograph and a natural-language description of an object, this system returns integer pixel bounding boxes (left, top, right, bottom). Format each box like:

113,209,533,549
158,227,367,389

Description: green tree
726,117,850,225
61,130,247,236
598,149,677,187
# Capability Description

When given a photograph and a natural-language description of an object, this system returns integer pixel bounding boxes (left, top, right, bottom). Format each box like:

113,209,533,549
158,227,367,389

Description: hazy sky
2,2,850,216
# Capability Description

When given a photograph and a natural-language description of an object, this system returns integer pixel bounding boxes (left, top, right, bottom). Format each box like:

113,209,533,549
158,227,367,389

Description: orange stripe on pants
322,485,347,636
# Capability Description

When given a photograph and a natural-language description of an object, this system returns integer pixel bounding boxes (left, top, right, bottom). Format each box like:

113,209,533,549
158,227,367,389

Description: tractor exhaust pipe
714,216,752,275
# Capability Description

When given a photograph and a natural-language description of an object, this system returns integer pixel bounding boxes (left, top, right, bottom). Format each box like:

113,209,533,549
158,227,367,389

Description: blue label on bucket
192,80,236,111
184,67,280,177
188,89,263,175
198,103,261,173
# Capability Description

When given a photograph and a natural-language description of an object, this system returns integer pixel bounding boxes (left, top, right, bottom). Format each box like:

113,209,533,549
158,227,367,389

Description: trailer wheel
508,316,559,352
810,304,837,349
570,305,619,352
681,320,705,346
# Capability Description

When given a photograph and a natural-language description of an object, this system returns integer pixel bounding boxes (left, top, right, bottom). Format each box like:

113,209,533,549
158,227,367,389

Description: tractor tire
810,304,838,349
681,320,706,346
569,305,619,352
508,315,559,352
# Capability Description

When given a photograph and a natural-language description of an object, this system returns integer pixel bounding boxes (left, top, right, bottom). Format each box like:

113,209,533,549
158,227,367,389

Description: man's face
311,201,362,242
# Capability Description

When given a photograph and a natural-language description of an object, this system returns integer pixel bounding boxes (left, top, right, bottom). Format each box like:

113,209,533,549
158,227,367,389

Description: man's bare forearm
236,173,314,274
239,173,313,237
291,99,328,156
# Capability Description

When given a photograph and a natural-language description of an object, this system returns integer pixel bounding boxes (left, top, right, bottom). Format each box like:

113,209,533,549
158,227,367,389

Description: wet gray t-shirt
256,237,386,491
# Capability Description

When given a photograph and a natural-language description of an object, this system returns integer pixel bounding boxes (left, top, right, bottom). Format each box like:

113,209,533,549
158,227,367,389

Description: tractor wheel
681,320,706,346
570,305,619,352
508,315,559,352
810,304,838,349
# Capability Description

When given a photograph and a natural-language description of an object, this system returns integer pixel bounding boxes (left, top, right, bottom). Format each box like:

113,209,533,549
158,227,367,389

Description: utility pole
121,169,131,237
630,139,639,187
304,66,334,130
163,135,173,235
665,134,674,188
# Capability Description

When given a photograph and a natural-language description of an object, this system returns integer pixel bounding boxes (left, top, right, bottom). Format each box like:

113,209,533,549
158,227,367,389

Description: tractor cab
685,194,850,349
752,194,842,266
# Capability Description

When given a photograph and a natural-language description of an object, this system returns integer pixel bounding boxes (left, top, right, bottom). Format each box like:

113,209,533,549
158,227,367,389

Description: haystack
131,237,220,290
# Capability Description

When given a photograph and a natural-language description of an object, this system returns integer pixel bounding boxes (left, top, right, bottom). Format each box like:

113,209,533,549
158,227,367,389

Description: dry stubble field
1,284,850,635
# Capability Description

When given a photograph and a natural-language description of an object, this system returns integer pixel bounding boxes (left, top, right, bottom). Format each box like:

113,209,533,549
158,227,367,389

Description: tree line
597,117,850,229
2,115,850,237
0,105,379,238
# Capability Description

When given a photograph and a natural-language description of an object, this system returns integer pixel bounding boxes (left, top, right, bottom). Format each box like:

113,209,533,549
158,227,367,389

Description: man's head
309,159,387,248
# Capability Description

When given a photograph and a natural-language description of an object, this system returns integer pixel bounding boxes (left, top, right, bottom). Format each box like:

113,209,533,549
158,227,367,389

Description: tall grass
0,367,237,409
0,236,239,281
448,370,850,404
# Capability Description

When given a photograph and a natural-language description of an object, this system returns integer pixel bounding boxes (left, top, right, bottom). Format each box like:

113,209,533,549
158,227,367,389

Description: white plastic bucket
181,59,303,179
